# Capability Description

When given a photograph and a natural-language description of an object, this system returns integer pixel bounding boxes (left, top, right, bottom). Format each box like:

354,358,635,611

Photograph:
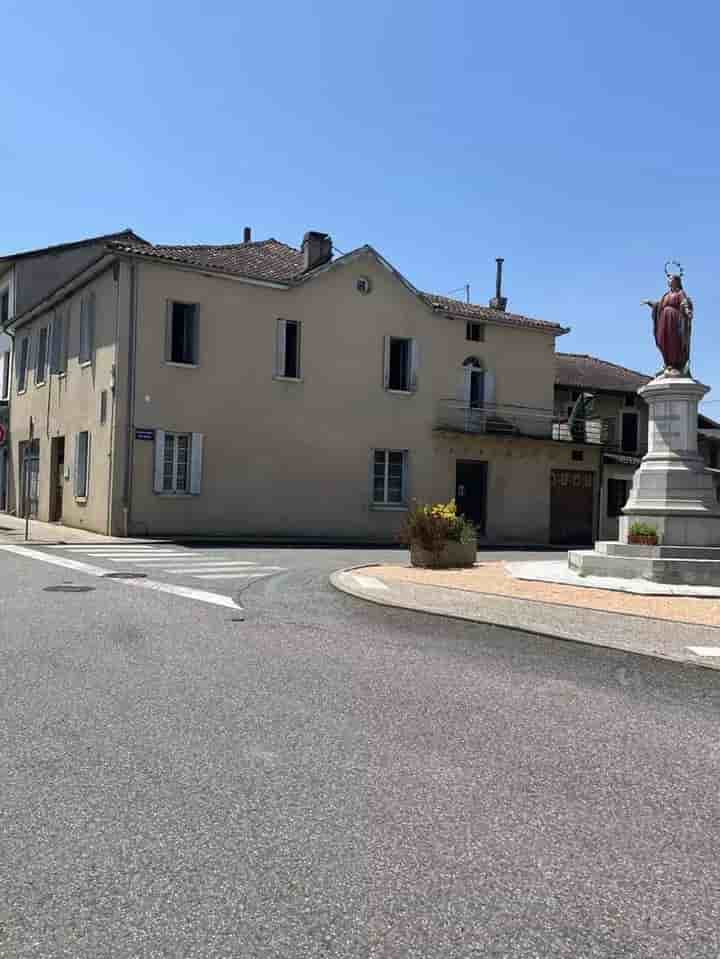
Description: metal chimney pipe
489,257,508,311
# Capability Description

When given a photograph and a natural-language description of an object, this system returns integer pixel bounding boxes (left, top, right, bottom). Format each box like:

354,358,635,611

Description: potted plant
398,499,477,568
628,521,659,546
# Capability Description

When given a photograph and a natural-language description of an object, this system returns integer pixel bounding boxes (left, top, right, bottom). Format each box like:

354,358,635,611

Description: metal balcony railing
436,400,627,448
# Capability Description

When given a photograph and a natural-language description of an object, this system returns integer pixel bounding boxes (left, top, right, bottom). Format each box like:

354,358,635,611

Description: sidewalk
331,560,720,671
0,513,146,545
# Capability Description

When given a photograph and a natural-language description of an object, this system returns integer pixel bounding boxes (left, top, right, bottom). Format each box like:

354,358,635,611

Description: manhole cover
102,572,147,579
44,585,95,593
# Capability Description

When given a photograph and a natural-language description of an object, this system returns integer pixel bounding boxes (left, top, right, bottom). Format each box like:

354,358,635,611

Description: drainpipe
106,260,121,535
122,260,138,537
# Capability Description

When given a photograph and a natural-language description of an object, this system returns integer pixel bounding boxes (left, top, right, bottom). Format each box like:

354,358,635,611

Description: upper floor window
383,336,418,393
275,319,301,379
50,308,68,375
35,326,49,385
373,449,407,505
0,288,9,327
79,292,96,365
0,350,10,401
621,411,639,453
466,321,484,342
16,336,29,393
463,356,485,409
167,301,199,365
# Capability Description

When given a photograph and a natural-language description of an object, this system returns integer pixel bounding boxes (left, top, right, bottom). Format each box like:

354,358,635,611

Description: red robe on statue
652,289,692,371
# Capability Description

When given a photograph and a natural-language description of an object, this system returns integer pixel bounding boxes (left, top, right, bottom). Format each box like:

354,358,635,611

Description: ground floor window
153,430,204,494
373,449,406,505
164,433,190,492
74,431,90,499
607,477,630,517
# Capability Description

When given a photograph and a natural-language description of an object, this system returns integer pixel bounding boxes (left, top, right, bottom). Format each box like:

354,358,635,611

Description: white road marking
44,544,166,550
161,564,268,572
195,572,269,580
0,543,242,610
101,556,197,563
686,646,720,657
352,574,390,591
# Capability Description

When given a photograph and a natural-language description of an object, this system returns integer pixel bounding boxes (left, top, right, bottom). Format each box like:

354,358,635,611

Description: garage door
550,469,594,546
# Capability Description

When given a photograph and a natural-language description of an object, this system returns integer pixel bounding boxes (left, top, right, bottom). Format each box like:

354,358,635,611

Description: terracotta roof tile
108,238,304,283
556,353,651,392
421,292,568,333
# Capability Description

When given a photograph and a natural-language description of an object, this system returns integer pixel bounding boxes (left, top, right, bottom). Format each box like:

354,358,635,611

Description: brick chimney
243,226,252,243
302,231,332,272
489,257,507,311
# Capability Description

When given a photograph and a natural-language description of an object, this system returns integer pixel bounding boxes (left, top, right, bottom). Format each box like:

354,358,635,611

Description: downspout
106,260,121,535
122,260,138,537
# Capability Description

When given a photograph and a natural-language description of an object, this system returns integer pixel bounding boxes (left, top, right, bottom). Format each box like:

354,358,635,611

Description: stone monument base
567,372,720,587
569,542,720,587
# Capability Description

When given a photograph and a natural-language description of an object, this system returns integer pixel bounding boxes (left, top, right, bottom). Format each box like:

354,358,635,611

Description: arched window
462,357,485,408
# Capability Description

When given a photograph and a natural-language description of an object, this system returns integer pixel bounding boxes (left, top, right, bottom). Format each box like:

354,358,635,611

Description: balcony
436,400,625,448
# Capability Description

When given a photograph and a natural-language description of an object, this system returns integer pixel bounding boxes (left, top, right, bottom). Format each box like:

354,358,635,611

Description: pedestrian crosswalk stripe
686,646,720,657
195,572,269,580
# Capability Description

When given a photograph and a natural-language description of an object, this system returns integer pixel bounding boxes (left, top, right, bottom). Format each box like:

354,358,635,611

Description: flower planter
628,534,658,546
410,538,477,569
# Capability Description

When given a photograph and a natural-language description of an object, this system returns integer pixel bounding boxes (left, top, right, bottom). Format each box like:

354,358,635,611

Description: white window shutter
461,365,472,404
485,369,496,406
409,339,419,391
276,319,287,376
79,296,86,361
190,433,203,494
153,430,166,492
382,335,390,388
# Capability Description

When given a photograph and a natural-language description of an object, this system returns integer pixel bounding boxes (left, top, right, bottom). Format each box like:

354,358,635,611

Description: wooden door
550,469,594,545
456,461,487,534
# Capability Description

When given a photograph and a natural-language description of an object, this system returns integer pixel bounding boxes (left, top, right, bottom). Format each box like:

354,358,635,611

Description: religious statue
642,261,693,376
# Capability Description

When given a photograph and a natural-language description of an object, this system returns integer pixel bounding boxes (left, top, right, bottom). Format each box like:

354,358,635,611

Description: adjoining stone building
1,227,611,544
555,353,720,541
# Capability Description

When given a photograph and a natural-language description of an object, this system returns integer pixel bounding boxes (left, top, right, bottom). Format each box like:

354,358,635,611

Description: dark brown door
550,469,594,545
50,437,65,522
456,460,487,534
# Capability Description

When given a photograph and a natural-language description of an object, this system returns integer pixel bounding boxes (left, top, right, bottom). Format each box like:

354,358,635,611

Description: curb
330,567,720,673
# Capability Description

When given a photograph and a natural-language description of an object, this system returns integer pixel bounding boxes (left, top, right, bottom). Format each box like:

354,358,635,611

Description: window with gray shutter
17,337,29,392
36,327,48,385
74,431,90,498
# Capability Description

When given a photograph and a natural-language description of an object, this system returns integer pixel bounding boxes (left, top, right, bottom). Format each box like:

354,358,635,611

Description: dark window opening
170,302,198,365
36,327,48,383
625,393,636,407
469,369,484,408
607,478,630,517
466,321,484,342
0,289,8,326
284,320,299,378
388,338,411,391
572,450,584,461
621,412,638,452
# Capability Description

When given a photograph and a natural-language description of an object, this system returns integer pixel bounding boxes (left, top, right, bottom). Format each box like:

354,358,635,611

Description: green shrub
629,521,658,537
398,499,476,554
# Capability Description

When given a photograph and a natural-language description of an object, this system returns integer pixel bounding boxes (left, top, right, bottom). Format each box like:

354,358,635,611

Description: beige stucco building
2,229,605,543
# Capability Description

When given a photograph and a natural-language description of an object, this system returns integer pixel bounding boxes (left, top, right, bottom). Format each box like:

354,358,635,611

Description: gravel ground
369,561,720,627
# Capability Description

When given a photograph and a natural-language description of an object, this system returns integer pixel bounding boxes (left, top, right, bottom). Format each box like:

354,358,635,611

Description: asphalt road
2,543,720,958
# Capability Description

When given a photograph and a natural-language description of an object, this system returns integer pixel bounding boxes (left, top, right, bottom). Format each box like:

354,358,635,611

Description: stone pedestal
618,375,720,545
569,374,720,587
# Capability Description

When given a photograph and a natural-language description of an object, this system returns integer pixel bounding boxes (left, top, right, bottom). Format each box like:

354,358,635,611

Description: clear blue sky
3,1,718,403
